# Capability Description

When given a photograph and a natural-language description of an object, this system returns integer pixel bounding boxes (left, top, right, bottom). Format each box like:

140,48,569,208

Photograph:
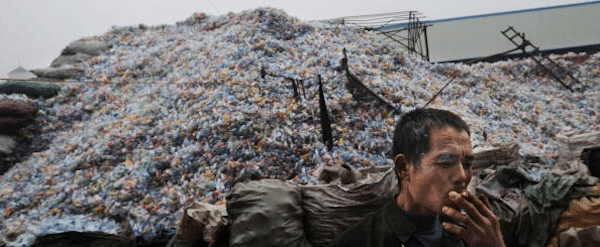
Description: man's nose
454,163,468,184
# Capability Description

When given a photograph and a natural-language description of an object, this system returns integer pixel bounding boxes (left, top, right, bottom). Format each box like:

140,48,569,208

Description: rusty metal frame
327,11,431,61
501,26,581,91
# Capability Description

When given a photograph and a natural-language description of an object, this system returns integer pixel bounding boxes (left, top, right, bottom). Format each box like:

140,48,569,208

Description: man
330,108,505,247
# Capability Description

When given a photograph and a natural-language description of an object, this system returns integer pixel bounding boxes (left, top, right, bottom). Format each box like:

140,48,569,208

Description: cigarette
453,190,468,197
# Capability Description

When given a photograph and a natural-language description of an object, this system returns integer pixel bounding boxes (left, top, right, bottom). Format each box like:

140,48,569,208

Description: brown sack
166,202,228,247
301,166,397,247
226,179,313,247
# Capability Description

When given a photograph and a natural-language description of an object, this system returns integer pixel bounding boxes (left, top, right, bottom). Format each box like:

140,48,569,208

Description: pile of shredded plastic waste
1,7,598,246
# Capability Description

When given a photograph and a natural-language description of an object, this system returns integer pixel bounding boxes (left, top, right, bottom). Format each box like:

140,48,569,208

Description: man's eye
439,162,454,167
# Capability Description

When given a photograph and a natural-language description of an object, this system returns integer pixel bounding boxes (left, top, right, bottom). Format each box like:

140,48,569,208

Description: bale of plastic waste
166,202,228,247
226,179,313,247
301,166,397,247
50,52,92,68
557,130,600,166
0,80,60,99
61,40,112,56
2,215,132,247
30,65,83,80
0,98,38,134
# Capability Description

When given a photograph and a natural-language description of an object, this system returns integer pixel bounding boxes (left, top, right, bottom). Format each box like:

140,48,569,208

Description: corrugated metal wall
424,1,600,62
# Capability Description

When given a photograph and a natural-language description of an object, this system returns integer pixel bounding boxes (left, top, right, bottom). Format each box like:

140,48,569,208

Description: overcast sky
0,0,592,77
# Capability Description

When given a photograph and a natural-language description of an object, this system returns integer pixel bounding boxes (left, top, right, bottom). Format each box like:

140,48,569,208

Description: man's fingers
479,194,492,211
442,221,467,239
445,193,504,247
442,205,474,228
452,191,496,221
449,191,485,224
466,192,496,219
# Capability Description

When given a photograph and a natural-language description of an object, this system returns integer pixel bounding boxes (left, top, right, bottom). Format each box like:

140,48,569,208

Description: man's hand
441,191,506,247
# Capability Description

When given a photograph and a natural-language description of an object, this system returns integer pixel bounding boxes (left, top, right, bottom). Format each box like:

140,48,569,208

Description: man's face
401,126,474,216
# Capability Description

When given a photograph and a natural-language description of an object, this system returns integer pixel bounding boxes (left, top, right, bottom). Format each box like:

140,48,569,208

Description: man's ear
394,154,408,180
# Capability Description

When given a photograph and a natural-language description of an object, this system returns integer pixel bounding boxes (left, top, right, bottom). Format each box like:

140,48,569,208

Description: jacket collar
383,200,417,243
383,199,464,246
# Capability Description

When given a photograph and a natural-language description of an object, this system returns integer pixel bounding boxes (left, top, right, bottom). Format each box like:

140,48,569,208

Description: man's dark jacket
329,200,467,247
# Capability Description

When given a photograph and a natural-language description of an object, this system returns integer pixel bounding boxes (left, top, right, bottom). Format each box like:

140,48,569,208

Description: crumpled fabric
476,161,599,247
476,175,522,221
524,175,579,210
552,160,599,186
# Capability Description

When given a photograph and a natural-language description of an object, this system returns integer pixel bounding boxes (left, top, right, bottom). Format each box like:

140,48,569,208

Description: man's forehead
430,126,471,143
427,127,472,156
434,135,471,145
434,152,475,161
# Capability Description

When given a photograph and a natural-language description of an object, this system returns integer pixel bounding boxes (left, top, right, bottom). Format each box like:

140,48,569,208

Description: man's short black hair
392,108,470,167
